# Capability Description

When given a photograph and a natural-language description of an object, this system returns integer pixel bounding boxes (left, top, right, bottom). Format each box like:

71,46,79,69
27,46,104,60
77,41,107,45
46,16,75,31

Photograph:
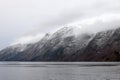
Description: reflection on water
0,62,120,80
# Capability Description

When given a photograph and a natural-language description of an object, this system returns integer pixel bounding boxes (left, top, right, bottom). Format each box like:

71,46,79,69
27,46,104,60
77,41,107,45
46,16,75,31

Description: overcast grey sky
1,0,120,49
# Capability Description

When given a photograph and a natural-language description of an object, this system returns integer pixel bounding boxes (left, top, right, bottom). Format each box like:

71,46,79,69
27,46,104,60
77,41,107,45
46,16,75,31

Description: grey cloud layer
0,0,120,49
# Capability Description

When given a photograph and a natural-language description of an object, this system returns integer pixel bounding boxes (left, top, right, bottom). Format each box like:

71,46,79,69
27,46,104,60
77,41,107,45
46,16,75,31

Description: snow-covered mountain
0,25,120,61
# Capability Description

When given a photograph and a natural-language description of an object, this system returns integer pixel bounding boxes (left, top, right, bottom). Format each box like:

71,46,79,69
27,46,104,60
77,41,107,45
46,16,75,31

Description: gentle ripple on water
0,62,120,80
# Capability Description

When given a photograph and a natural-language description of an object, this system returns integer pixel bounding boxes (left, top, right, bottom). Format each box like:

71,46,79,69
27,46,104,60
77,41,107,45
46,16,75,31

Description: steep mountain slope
0,26,120,61
0,26,93,61
75,28,120,61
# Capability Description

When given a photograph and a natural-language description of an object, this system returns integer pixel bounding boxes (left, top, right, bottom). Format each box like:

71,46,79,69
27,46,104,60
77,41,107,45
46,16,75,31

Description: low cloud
1,0,120,48
12,13,120,45
11,33,44,45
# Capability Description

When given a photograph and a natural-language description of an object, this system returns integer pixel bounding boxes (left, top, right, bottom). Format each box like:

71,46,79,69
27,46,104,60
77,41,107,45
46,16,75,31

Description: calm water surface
0,62,120,80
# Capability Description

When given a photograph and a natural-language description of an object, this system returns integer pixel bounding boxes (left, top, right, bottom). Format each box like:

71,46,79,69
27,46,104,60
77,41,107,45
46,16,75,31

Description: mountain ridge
0,26,120,61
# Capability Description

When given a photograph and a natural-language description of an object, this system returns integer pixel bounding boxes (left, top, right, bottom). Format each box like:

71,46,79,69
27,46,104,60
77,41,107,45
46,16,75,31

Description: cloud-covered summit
1,0,120,49
11,13,120,45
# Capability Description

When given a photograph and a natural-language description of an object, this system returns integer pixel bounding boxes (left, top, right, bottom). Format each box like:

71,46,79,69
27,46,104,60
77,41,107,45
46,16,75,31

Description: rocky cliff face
74,28,120,61
0,26,120,61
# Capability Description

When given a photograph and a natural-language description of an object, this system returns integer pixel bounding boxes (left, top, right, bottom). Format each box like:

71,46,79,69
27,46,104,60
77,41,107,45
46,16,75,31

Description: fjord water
0,62,120,80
